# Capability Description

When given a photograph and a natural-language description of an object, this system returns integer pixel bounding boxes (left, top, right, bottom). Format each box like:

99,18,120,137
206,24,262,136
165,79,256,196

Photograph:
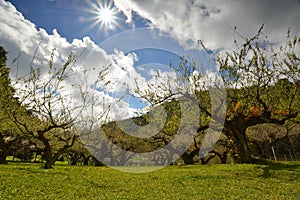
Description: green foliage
218,26,300,119
102,100,182,153
214,27,300,162
0,46,24,163
132,26,300,164
0,46,15,120
8,49,82,169
1,26,300,166
0,162,299,199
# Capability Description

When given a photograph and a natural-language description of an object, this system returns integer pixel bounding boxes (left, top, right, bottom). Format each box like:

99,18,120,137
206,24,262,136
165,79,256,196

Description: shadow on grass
1,161,70,175
255,160,300,179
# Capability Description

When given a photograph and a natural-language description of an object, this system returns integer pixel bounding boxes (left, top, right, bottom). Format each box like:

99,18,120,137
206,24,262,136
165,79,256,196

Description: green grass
0,162,299,200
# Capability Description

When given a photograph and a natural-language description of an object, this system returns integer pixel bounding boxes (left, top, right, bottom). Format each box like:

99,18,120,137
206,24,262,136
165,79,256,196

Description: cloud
0,0,139,122
114,0,300,50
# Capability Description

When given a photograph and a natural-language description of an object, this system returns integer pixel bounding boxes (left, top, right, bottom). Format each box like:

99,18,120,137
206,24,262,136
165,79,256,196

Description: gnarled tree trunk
225,119,253,163
232,129,253,163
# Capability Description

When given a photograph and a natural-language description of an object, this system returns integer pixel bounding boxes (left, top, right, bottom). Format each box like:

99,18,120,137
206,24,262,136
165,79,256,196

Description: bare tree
10,49,111,168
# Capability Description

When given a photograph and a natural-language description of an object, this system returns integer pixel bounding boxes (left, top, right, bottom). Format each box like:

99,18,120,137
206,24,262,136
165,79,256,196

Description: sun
85,0,120,33
96,3,119,30
98,7,114,24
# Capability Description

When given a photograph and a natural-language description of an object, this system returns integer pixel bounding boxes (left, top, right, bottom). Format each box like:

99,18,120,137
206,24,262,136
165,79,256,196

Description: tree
65,138,91,165
10,49,107,168
134,26,300,163
8,138,35,162
217,27,300,162
248,121,300,161
0,46,22,164
97,98,202,166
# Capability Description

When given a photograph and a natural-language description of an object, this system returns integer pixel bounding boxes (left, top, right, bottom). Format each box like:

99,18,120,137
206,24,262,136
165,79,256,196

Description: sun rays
84,0,121,35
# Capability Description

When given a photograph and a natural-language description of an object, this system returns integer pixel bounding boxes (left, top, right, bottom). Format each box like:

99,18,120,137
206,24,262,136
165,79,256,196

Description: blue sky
5,0,192,81
4,0,210,65
3,0,188,111
4,0,300,72
6,0,133,43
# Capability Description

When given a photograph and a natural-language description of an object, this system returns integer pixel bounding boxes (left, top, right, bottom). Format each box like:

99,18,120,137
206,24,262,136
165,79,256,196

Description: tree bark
0,153,7,164
234,130,253,163
44,150,62,169
200,154,216,164
67,153,77,165
93,156,105,166
181,147,200,165
0,136,8,164
82,155,90,165
181,152,195,165
38,133,76,169
212,150,228,164
271,145,277,161
41,138,56,169
220,152,227,164
44,158,55,169
225,119,253,163
43,151,55,169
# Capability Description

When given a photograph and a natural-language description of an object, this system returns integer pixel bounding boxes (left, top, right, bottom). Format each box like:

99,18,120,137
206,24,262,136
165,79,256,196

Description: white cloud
114,0,300,50
105,49,148,93
0,0,140,123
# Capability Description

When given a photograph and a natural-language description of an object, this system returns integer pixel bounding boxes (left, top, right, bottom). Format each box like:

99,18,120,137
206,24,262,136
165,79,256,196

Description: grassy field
0,162,299,200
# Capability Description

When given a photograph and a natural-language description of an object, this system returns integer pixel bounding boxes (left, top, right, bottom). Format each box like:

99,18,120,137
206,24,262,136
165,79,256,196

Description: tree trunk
82,155,90,166
93,156,105,166
44,158,56,169
94,159,105,166
0,153,7,164
271,145,277,161
181,147,200,165
181,152,194,164
42,142,56,169
215,152,227,164
200,154,216,164
237,135,252,163
231,129,253,163
0,135,8,164
224,116,255,163
221,152,227,164
68,153,77,165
